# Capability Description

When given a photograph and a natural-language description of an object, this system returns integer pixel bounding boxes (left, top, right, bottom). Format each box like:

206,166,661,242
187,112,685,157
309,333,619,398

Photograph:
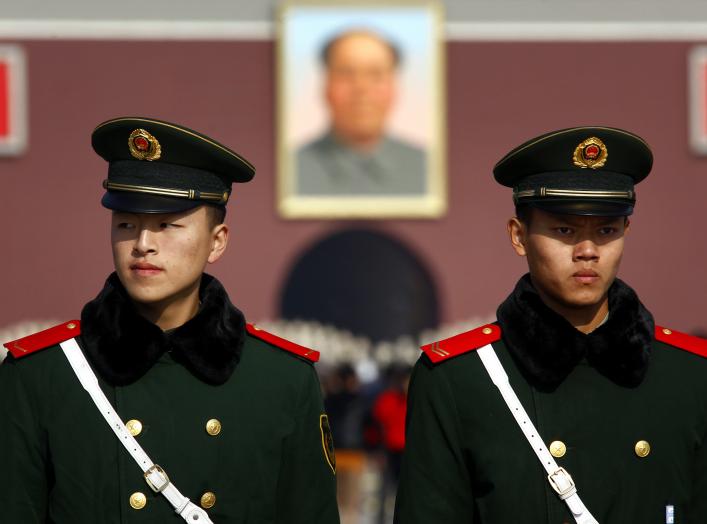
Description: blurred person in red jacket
371,363,412,522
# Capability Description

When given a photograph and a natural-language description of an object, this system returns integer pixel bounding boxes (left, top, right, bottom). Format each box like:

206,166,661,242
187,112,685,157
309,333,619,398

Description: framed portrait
0,45,28,156
689,45,707,154
277,0,446,219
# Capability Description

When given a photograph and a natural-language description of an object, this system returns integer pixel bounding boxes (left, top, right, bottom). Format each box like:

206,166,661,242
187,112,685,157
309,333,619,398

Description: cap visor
102,192,205,214
527,199,634,217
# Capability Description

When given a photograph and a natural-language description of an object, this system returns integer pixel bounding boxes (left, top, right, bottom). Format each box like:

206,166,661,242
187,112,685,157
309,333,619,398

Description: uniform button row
129,491,217,510
123,418,223,437
130,492,147,510
549,440,566,458
548,440,651,458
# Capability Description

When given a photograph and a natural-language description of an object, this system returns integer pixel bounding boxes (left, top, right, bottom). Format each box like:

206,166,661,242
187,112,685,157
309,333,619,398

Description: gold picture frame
276,0,446,219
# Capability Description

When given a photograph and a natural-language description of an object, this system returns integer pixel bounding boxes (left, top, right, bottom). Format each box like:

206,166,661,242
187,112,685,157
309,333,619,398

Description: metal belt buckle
144,464,170,493
548,467,577,500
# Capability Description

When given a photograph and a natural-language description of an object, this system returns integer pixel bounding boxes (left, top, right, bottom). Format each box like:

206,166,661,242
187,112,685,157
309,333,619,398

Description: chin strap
59,338,214,523
477,343,599,524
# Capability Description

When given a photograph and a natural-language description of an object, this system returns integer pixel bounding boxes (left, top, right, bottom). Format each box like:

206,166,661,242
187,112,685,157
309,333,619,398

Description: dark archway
280,228,439,343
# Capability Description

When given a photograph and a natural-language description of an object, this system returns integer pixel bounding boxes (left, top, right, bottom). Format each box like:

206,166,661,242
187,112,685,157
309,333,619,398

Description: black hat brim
524,199,634,217
102,192,204,214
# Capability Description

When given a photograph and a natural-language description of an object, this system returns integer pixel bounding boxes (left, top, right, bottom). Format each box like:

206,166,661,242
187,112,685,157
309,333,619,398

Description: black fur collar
80,273,245,386
496,274,654,391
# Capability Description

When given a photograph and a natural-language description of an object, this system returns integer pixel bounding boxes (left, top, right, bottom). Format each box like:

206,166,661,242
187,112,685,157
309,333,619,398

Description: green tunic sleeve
0,357,49,523
394,356,475,523
274,364,340,524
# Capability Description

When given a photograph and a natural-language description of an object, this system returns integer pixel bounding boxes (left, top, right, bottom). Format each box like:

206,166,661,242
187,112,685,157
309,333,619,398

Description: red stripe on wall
0,62,8,138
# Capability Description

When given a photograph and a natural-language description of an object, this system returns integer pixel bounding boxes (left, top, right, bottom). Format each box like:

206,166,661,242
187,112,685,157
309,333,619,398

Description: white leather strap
477,343,599,524
59,338,213,523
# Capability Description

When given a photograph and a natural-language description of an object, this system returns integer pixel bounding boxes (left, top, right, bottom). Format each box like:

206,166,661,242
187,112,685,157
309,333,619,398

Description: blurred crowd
321,362,411,524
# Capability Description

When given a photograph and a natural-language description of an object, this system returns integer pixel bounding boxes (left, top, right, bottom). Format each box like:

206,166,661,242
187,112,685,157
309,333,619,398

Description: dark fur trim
497,274,653,391
80,273,245,386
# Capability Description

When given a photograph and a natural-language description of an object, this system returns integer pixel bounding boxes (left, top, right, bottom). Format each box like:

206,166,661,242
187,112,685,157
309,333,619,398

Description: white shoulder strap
59,338,214,523
477,343,599,524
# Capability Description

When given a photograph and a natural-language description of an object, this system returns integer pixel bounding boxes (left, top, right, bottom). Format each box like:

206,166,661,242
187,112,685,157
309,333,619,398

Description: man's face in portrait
324,31,398,149
508,208,629,313
111,206,228,307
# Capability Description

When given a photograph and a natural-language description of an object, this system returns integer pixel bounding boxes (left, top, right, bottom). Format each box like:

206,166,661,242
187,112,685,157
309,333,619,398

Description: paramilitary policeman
394,127,707,523
0,117,340,524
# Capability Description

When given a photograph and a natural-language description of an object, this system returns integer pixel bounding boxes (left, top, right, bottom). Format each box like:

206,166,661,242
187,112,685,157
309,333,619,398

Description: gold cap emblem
128,128,162,161
572,137,607,169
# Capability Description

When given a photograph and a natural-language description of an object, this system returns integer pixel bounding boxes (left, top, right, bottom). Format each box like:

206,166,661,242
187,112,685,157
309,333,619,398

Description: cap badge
573,137,607,169
128,128,162,161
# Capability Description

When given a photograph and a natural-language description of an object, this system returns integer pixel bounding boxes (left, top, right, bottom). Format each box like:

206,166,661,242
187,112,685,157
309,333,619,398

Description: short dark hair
205,205,226,229
515,205,533,225
320,29,401,68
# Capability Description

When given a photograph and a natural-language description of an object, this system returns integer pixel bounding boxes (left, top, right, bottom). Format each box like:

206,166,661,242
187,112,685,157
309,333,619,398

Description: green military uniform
0,117,339,523
394,286,707,523
395,127,707,523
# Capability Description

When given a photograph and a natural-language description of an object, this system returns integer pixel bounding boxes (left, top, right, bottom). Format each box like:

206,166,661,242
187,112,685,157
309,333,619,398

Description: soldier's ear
208,223,229,264
508,217,528,257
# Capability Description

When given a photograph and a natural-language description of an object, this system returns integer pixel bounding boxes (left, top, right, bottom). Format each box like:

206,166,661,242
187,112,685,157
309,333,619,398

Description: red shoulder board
246,323,320,363
3,320,81,359
421,323,501,364
655,325,707,358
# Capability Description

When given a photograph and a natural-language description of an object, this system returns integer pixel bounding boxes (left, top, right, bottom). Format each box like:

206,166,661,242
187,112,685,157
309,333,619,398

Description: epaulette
246,323,320,363
655,325,707,358
3,320,81,359
421,323,501,364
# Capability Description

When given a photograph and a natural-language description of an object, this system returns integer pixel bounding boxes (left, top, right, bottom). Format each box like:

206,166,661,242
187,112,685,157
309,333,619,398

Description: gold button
200,491,216,509
662,328,672,335
66,322,77,330
549,440,567,458
635,440,651,458
206,419,222,436
482,327,493,335
126,419,143,437
129,492,147,510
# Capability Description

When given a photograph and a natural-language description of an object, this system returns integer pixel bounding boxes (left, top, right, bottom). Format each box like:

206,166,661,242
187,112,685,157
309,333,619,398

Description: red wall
1,40,705,333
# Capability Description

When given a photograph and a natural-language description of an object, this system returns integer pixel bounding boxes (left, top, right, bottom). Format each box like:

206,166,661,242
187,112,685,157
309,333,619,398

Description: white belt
477,343,599,524
60,338,214,523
